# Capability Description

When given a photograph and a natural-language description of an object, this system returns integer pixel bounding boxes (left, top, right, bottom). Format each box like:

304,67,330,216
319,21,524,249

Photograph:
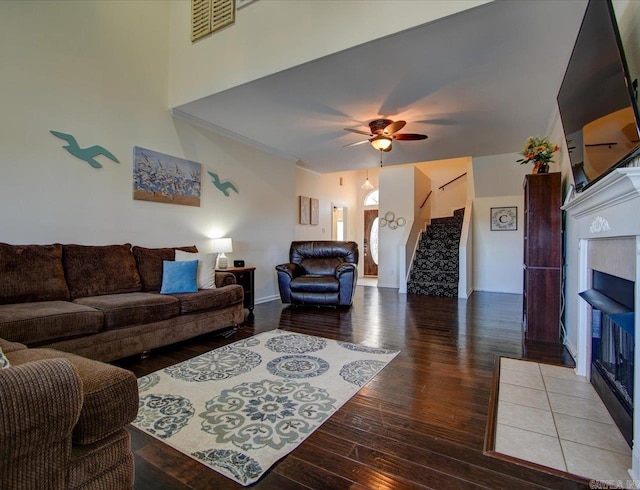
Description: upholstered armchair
276,241,359,306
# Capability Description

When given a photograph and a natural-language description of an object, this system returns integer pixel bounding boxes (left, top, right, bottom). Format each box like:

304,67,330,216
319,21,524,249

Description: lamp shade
370,135,392,151
211,238,233,253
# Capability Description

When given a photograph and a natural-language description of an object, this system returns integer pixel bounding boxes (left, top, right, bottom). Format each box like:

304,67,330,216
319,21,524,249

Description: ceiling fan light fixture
370,135,392,151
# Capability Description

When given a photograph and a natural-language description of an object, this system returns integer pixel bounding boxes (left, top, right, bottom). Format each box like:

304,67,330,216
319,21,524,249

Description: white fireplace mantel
563,167,640,223
562,165,640,480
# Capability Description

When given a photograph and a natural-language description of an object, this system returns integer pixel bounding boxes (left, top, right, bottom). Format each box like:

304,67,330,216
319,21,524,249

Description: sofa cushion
0,338,27,353
63,244,142,300
132,245,198,292
69,429,133,489
0,243,70,304
169,284,243,314
175,250,217,289
5,348,139,445
0,301,104,346
160,260,198,294
290,275,340,293
74,292,179,330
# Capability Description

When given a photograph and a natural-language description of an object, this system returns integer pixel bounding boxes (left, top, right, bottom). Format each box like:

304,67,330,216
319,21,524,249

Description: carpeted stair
408,208,464,297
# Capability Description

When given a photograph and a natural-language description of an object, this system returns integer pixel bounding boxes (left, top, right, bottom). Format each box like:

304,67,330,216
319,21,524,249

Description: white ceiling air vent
191,0,235,42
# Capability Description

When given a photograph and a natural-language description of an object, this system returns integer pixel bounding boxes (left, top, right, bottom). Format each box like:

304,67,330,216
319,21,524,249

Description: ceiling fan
344,119,428,152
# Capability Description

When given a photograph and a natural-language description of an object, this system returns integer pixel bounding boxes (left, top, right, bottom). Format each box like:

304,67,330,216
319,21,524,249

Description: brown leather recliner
275,241,359,306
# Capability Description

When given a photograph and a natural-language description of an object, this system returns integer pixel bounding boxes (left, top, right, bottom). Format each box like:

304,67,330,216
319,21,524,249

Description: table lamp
212,238,233,269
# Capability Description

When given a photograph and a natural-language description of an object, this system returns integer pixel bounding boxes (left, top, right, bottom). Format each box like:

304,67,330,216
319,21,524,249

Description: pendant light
361,168,374,190
362,150,384,190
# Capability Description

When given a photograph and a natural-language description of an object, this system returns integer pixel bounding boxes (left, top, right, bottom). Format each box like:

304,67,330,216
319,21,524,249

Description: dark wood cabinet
523,173,562,343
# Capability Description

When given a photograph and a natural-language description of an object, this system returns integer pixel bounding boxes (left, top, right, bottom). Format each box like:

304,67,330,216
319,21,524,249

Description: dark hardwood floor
116,286,584,489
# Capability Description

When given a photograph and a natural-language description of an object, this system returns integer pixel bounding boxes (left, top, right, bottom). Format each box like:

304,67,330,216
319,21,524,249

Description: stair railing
438,172,467,191
419,190,432,209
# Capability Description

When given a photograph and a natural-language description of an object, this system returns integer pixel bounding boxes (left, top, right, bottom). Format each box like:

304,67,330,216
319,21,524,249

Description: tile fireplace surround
563,165,640,480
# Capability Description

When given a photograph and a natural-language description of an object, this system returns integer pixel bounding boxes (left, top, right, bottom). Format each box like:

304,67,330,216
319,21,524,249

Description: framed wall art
299,196,310,225
310,198,319,225
490,206,517,231
133,147,201,207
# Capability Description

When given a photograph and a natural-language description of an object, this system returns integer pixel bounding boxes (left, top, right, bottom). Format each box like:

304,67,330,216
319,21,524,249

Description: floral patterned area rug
133,329,399,486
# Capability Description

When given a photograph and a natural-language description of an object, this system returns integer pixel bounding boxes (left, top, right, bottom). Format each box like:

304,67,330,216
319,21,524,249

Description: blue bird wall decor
50,130,120,169
207,171,239,197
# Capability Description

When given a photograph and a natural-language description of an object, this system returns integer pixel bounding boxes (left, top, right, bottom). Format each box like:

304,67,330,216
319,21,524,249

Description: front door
363,209,378,276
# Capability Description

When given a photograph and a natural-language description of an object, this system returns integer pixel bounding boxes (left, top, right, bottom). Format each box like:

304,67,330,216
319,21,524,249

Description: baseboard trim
473,288,522,295
255,294,279,305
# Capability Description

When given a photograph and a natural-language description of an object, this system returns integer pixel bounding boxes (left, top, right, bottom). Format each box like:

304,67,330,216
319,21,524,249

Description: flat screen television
557,0,640,192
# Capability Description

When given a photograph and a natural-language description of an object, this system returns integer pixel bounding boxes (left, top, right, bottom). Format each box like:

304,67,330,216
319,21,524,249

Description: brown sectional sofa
0,242,246,488
0,337,139,489
0,242,245,362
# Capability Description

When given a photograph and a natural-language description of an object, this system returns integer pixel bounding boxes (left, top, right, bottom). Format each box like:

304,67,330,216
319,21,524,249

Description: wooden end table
217,267,255,313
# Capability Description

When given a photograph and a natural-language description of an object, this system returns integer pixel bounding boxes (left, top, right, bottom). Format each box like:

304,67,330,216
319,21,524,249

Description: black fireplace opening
580,270,635,447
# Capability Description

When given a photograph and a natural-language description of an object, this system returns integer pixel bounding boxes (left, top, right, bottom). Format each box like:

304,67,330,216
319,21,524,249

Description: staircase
407,208,464,297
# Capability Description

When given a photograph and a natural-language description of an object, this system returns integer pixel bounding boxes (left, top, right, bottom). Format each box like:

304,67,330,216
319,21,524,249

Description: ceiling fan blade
393,133,428,141
343,140,371,148
344,128,373,136
383,120,406,135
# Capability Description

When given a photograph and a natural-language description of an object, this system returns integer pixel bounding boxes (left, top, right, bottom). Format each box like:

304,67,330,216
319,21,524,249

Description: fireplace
563,166,640,479
580,270,635,446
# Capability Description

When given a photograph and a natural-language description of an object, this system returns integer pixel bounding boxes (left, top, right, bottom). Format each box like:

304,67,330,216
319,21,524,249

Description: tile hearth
495,358,632,486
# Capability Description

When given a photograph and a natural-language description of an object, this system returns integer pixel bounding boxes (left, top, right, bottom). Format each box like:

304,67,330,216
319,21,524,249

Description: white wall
168,0,490,107
473,195,524,293
473,152,533,197
415,157,470,218
294,167,360,242
378,166,415,288
404,168,431,288
0,0,295,304
471,153,530,293
613,0,640,85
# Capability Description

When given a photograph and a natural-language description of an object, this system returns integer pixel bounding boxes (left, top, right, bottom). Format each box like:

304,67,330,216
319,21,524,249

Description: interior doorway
332,203,347,240
363,209,379,276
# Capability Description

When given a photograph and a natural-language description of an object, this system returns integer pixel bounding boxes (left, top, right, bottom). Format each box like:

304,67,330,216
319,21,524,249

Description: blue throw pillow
160,260,198,294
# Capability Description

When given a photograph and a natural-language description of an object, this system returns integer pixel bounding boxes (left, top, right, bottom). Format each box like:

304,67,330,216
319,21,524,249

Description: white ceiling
174,0,588,174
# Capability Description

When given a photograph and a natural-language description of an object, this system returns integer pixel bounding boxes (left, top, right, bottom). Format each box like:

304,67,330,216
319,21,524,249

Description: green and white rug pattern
133,329,399,485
